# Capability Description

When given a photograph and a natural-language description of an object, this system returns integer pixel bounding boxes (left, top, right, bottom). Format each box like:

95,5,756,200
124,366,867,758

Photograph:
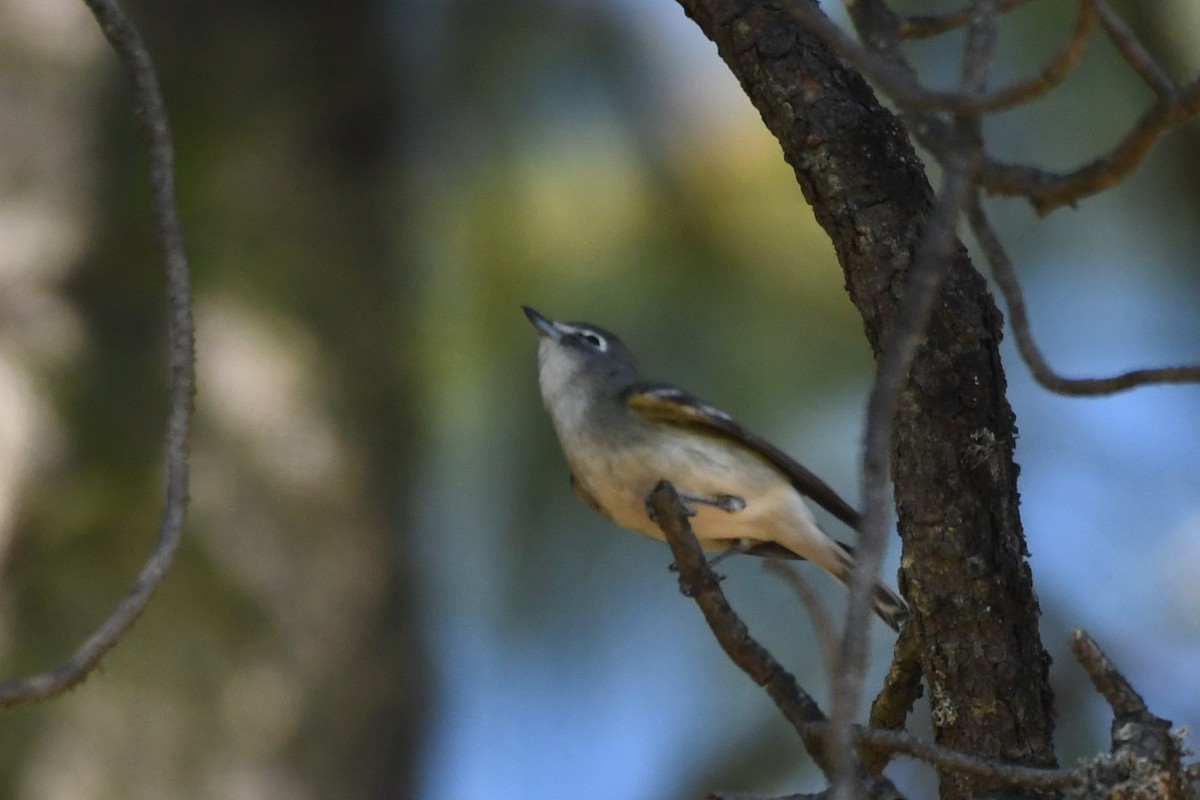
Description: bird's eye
580,331,606,351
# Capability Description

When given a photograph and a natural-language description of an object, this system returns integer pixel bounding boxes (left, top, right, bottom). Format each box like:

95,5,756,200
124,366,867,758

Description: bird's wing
624,382,863,531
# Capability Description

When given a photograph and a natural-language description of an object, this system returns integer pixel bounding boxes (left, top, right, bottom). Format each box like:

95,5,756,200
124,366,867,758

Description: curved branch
787,0,1096,115
981,78,1200,214
837,0,1200,215
966,195,1200,394
0,0,194,708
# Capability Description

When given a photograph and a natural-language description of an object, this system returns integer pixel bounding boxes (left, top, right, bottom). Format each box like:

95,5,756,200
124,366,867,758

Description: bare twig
808,0,1200,215
841,725,1083,789
762,561,839,682
787,0,1096,115
0,0,193,708
1094,0,1176,99
1069,630,1192,798
1069,629,1150,718
897,0,1036,40
981,78,1200,213
966,194,1200,394
959,0,1001,91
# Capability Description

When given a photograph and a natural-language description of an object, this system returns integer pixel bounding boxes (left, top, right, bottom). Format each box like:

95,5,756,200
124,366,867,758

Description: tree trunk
674,1,1058,796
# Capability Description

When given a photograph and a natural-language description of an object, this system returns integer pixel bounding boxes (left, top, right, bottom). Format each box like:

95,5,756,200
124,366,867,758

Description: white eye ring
559,324,609,352
580,331,606,351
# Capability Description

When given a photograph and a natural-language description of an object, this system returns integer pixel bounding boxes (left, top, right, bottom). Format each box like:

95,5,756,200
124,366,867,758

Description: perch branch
646,482,903,800
647,482,831,767
649,497,1116,796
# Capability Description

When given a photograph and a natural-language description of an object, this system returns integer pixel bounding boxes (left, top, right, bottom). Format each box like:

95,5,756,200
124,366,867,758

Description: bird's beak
522,306,562,341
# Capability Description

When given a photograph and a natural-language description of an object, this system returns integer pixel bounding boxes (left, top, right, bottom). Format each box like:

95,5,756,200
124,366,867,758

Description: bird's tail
826,542,909,632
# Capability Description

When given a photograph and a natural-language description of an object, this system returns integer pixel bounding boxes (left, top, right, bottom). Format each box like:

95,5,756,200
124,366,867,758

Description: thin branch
647,482,832,769
966,194,1200,394
842,0,920,80
0,0,194,708
981,78,1200,214
824,0,1200,215
1069,629,1151,719
1069,630,1191,798
787,0,1096,115
646,482,904,800
1095,0,1176,100
648,496,1107,795
897,0,1036,40
863,624,923,774
960,0,1001,91
762,561,839,683
840,725,1084,789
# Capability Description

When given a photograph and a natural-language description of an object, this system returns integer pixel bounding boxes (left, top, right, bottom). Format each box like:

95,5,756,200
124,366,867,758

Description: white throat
536,339,593,439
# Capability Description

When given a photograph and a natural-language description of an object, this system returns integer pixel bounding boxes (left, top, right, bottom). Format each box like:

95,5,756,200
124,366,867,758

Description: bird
522,305,908,631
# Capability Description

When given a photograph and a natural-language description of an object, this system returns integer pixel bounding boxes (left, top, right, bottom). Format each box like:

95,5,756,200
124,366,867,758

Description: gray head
522,306,641,412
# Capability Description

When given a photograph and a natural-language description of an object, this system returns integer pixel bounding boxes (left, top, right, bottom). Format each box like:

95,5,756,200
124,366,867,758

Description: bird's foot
678,492,746,514
645,492,697,525
705,540,753,569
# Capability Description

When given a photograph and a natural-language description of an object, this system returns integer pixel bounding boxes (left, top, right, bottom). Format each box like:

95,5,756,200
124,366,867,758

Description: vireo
523,306,908,631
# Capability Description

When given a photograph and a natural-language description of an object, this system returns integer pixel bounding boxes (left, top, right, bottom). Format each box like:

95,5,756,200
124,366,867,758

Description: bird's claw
677,492,746,514
710,493,746,513
644,492,697,525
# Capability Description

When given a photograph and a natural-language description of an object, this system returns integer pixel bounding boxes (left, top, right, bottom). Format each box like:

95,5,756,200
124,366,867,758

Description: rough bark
673,1,1057,796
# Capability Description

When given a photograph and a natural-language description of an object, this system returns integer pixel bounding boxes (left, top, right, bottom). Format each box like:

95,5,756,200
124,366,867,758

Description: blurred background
0,0,1198,798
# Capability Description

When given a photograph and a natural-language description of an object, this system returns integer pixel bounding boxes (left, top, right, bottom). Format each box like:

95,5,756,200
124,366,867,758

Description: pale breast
567,425,811,553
